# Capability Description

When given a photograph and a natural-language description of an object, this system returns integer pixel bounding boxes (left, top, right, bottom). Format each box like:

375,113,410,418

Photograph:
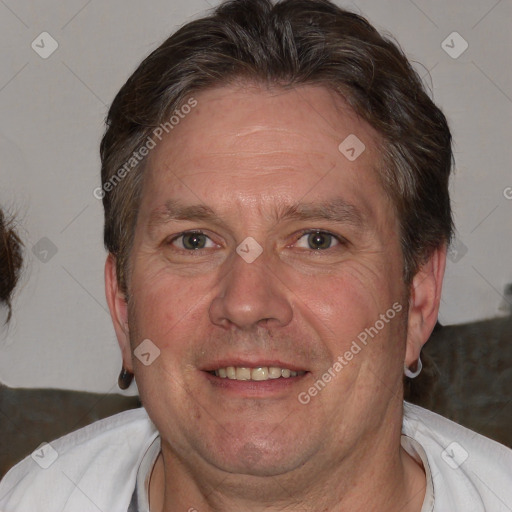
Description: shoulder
403,402,512,511
0,407,157,512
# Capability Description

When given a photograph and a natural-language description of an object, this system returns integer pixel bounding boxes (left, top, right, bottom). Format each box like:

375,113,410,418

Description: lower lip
202,371,309,397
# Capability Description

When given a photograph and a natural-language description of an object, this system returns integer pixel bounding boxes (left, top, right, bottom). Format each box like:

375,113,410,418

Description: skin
105,83,446,511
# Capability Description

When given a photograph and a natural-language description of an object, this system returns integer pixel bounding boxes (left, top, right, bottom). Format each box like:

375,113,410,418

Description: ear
105,253,132,372
405,244,447,367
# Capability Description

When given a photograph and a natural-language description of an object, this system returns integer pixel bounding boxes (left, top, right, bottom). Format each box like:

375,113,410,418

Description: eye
170,231,216,250
295,230,341,250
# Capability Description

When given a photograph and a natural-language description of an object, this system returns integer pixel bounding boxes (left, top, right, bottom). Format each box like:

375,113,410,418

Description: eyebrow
147,200,222,235
147,197,366,235
271,198,365,228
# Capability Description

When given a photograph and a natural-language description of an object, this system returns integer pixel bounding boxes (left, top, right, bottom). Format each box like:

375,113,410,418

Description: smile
211,366,307,381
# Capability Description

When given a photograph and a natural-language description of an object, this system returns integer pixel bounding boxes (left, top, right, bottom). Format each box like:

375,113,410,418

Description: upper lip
201,359,308,372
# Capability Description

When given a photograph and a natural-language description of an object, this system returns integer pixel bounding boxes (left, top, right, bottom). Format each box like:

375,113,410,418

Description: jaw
154,395,411,512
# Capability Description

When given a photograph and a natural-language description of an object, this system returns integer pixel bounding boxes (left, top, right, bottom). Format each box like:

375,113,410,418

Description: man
1,0,511,510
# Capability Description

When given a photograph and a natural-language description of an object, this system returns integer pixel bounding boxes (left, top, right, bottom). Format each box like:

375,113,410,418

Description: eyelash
168,229,345,251
168,230,217,252
294,229,344,250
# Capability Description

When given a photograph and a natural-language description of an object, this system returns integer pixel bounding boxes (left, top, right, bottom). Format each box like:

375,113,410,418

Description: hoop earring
404,356,422,379
118,367,134,390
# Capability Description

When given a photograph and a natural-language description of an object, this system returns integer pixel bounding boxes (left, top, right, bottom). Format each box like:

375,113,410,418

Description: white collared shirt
0,402,510,511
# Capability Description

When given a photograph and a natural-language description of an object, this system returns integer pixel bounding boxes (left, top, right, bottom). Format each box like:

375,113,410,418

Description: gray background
0,0,510,393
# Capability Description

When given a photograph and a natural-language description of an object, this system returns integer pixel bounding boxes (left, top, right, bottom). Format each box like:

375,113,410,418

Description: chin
204,431,312,477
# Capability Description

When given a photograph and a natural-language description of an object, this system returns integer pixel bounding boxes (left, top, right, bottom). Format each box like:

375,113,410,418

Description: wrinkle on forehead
139,82,394,238
146,82,381,180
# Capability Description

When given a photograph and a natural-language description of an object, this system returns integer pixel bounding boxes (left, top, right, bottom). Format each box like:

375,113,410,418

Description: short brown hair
100,0,453,292
0,209,23,323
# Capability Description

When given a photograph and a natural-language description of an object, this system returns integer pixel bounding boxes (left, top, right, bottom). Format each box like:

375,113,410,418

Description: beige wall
0,0,511,392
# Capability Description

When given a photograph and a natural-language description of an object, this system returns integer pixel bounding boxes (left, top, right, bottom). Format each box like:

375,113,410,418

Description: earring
404,356,422,379
118,367,134,389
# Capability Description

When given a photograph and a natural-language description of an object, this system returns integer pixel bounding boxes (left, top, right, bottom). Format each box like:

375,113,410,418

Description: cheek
292,262,398,327
128,261,221,359
127,274,207,411
129,272,189,342
286,260,407,372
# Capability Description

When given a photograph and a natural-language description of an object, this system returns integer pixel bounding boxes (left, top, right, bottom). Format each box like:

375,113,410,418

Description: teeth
213,366,306,381
268,367,282,379
251,367,268,381
236,367,251,380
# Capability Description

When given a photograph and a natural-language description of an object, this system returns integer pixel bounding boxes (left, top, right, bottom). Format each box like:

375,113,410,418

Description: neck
149,407,426,512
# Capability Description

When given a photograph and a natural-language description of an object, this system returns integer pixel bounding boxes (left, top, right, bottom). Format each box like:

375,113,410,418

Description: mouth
201,359,310,395
208,366,307,381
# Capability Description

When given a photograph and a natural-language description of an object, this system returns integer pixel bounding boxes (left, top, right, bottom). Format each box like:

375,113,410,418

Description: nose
209,248,293,331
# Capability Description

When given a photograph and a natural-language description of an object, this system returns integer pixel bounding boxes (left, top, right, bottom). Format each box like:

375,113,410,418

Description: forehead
140,83,392,225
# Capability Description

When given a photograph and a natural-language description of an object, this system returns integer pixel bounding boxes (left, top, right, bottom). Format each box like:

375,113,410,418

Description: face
112,84,418,478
